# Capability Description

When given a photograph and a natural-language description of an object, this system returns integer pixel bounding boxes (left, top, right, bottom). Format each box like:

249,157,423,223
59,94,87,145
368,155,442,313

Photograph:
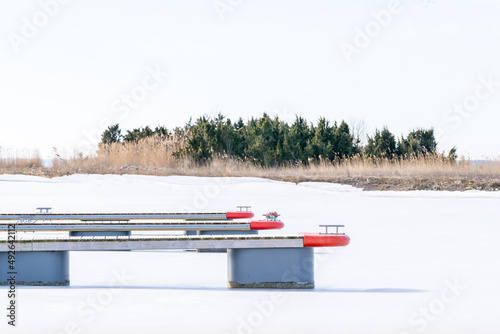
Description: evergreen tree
335,121,356,159
101,124,123,145
154,126,169,138
310,117,334,162
243,117,262,164
397,128,437,157
275,121,293,164
289,116,312,164
233,117,247,159
365,127,396,158
213,113,235,157
259,114,278,165
185,116,215,162
124,126,154,142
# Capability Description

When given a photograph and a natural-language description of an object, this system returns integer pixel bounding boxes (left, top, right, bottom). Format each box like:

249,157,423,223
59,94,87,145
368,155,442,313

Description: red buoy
300,233,350,247
250,220,285,230
226,211,255,219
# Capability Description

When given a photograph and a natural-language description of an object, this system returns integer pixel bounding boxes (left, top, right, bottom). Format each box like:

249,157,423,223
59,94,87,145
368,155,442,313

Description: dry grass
2,138,500,191
54,135,185,174
0,149,43,172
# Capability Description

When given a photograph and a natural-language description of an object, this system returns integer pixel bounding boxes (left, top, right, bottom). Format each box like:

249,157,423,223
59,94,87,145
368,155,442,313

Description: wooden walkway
0,234,303,251
0,220,252,232
0,212,230,221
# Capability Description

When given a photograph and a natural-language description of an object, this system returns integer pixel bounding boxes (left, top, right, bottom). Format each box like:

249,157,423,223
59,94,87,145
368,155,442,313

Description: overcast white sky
1,0,499,159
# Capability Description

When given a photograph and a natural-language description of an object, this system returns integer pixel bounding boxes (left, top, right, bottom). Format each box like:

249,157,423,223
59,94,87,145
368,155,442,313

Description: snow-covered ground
1,174,499,334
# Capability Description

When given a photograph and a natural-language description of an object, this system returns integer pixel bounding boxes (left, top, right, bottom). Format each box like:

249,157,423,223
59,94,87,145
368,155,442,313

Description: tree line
100,113,457,165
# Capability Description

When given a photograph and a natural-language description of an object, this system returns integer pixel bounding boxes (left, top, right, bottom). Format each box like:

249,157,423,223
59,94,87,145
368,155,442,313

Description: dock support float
227,230,350,289
227,247,314,289
0,251,69,286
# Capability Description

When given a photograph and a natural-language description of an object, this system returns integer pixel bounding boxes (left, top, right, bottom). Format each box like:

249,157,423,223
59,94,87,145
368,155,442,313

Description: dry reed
0,149,43,171
2,137,500,191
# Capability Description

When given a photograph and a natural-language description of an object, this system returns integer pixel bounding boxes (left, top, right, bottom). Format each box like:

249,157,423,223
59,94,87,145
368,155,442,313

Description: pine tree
289,116,311,164
185,116,215,162
101,124,123,145
397,128,437,157
335,121,356,159
365,127,396,158
310,117,334,162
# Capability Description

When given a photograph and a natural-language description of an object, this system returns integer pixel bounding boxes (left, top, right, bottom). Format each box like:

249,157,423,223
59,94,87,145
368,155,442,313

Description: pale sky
1,0,499,159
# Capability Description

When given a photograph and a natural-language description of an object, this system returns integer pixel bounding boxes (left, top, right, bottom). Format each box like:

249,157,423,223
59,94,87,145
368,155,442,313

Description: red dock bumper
226,211,255,219
300,233,350,247
250,220,285,230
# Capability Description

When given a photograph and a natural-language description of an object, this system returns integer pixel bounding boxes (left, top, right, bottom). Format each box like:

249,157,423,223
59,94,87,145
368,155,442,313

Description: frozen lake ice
0,174,499,333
